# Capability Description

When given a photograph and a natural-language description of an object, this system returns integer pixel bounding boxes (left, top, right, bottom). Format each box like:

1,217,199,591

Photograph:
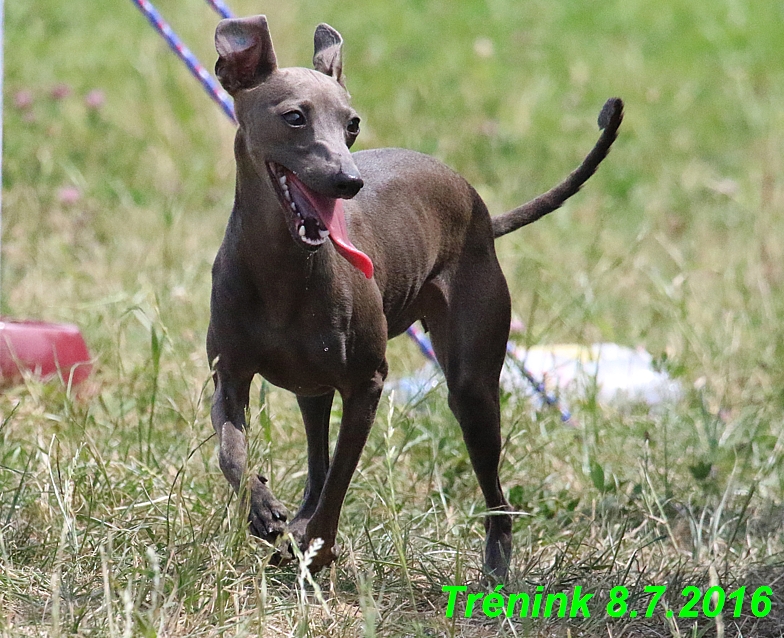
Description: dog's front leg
288,391,335,547
301,368,386,569
211,373,289,542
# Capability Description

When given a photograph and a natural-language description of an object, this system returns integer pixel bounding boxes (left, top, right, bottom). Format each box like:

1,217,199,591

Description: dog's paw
304,540,341,573
275,520,341,572
483,515,513,583
264,517,305,567
287,516,309,547
267,519,340,571
247,475,289,542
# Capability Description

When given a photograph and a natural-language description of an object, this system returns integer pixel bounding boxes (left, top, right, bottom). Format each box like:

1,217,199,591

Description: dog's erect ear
215,16,277,94
313,23,345,87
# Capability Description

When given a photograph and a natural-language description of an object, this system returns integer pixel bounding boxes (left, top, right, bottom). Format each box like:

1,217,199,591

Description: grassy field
2,0,784,635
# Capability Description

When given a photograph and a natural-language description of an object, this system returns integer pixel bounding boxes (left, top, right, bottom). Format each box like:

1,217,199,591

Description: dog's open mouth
267,162,374,279
268,162,330,248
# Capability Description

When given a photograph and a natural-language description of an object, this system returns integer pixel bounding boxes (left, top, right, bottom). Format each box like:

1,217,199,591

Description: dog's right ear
215,15,277,94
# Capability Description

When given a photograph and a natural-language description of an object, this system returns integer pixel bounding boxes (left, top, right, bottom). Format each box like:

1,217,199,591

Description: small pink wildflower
57,186,82,205
50,83,72,100
14,89,34,110
84,89,105,110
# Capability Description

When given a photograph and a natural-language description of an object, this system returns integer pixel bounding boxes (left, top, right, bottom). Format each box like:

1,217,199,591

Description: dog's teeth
300,232,326,246
279,175,287,186
290,202,297,212
298,225,306,237
283,188,292,202
319,229,329,239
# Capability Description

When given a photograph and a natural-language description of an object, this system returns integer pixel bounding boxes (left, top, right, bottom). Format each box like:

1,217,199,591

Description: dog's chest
211,244,388,393
247,315,347,390
239,300,381,394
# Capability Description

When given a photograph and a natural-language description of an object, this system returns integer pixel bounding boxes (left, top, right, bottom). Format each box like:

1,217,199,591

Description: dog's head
215,16,372,277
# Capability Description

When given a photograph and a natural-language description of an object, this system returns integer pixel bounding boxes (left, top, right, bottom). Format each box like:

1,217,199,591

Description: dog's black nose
333,170,364,198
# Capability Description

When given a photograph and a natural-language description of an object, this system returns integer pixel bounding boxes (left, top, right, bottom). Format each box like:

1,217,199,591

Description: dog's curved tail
492,97,624,239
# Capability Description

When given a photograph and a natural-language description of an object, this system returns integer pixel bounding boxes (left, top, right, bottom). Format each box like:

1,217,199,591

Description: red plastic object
0,319,92,386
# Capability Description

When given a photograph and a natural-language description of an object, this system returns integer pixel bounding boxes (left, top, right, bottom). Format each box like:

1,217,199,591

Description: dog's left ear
313,24,345,87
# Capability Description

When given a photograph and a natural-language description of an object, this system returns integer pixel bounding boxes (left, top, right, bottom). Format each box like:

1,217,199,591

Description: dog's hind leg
211,373,289,542
426,243,514,581
289,391,335,542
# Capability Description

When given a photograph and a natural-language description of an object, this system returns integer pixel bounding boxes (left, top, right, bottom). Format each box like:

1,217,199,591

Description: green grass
2,0,784,635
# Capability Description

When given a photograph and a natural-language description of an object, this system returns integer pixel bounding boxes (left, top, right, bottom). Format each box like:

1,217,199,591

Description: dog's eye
347,117,360,136
282,110,306,127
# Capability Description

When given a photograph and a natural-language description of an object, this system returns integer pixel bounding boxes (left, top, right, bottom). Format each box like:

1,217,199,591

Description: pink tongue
289,171,374,279
320,199,374,279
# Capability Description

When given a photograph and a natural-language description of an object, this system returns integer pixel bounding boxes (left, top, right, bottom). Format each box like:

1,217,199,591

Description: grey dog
206,14,623,580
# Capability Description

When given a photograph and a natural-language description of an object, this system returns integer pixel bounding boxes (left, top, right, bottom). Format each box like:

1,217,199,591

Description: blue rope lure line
507,343,571,421
204,0,234,20
408,323,571,423
129,0,236,122
130,0,570,423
